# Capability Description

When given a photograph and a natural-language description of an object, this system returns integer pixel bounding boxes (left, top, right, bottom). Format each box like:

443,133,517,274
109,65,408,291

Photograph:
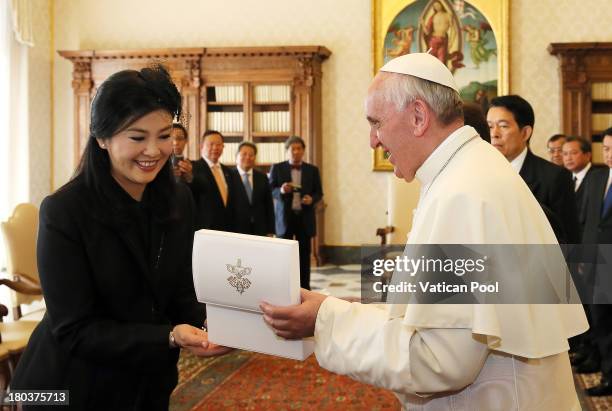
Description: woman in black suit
11,65,228,410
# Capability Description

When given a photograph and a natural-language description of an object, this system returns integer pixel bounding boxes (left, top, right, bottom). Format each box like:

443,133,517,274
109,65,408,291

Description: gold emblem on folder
226,258,252,294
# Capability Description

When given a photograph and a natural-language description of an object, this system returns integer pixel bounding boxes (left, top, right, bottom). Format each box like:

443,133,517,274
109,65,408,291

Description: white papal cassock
314,125,588,410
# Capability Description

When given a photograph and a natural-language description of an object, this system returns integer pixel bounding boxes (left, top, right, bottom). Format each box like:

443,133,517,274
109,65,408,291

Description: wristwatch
169,331,178,348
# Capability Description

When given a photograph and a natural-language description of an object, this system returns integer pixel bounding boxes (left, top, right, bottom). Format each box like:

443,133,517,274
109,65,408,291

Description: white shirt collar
236,165,252,176
509,147,528,173
416,125,479,195
203,156,219,169
573,162,591,180
572,162,591,191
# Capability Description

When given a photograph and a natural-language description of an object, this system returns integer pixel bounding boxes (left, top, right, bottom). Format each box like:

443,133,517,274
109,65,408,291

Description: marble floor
310,264,361,299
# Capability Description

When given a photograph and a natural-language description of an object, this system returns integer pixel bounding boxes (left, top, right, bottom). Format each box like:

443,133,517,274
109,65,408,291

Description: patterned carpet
170,350,400,410
574,370,612,410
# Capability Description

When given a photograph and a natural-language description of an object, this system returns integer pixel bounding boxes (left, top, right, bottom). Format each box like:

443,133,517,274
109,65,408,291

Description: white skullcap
380,53,459,93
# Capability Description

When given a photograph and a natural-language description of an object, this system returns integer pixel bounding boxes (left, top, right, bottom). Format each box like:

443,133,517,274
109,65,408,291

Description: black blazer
582,168,612,244
269,161,323,238
519,150,580,244
11,175,205,410
576,164,605,230
188,159,235,231
230,168,275,236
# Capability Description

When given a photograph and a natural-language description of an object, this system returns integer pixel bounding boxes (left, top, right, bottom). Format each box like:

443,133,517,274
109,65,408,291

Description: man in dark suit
560,136,603,364
187,130,235,231
487,95,580,244
563,136,601,230
230,142,275,236
580,130,612,395
579,130,612,396
170,123,192,184
269,136,323,290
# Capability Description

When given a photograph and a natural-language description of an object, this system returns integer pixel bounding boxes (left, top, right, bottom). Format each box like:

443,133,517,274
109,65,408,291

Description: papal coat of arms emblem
226,258,252,294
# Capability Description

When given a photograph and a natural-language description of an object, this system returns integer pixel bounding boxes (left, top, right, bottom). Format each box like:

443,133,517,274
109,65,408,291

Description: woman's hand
172,324,233,357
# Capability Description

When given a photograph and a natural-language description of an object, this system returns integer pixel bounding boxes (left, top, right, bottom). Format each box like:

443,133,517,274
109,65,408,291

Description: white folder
192,229,314,360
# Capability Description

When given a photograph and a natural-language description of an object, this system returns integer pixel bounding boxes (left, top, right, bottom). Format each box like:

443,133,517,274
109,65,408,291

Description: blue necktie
242,173,253,204
603,184,612,218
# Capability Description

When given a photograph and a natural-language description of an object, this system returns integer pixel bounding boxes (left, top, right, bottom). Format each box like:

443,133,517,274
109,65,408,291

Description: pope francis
260,53,588,410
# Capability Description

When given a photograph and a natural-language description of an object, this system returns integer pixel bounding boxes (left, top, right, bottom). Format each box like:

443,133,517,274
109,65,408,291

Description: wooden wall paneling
243,82,252,143
198,84,207,157
549,42,612,144
61,53,93,163
180,58,201,160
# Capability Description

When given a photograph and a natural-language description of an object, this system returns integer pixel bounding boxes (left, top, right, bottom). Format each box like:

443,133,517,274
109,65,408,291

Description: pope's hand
260,289,328,339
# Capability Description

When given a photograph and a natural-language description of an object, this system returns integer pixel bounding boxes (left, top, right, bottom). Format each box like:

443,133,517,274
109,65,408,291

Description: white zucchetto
380,53,459,93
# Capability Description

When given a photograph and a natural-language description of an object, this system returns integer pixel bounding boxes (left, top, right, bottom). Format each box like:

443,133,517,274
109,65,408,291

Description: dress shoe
576,357,601,374
587,377,612,396
570,350,589,366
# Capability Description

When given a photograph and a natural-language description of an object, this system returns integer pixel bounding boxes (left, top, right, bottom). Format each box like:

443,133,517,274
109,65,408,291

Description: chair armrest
375,226,395,245
0,304,8,320
0,277,42,295
11,272,40,288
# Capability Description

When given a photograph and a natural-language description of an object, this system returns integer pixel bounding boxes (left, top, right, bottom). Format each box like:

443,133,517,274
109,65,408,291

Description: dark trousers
283,211,312,290
591,304,612,377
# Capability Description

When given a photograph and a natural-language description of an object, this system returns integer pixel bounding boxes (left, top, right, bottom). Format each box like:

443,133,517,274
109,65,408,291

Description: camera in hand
292,183,302,192
171,154,184,168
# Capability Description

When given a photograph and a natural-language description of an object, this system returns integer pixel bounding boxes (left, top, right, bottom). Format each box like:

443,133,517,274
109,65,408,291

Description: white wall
28,0,51,207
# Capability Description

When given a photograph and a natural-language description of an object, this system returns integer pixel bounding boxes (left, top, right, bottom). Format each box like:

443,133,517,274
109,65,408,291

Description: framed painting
371,0,509,171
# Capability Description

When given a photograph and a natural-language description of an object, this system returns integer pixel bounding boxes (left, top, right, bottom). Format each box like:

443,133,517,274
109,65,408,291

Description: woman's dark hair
74,64,182,221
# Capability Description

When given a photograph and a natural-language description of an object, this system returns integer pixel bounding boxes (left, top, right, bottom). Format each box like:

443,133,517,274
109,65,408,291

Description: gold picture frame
371,0,510,171
373,146,395,171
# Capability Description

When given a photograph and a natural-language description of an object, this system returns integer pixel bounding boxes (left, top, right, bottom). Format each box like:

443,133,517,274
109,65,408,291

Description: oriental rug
170,349,400,411
574,371,612,411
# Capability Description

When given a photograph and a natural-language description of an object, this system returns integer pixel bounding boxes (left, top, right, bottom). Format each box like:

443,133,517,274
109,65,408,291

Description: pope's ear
412,99,430,137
